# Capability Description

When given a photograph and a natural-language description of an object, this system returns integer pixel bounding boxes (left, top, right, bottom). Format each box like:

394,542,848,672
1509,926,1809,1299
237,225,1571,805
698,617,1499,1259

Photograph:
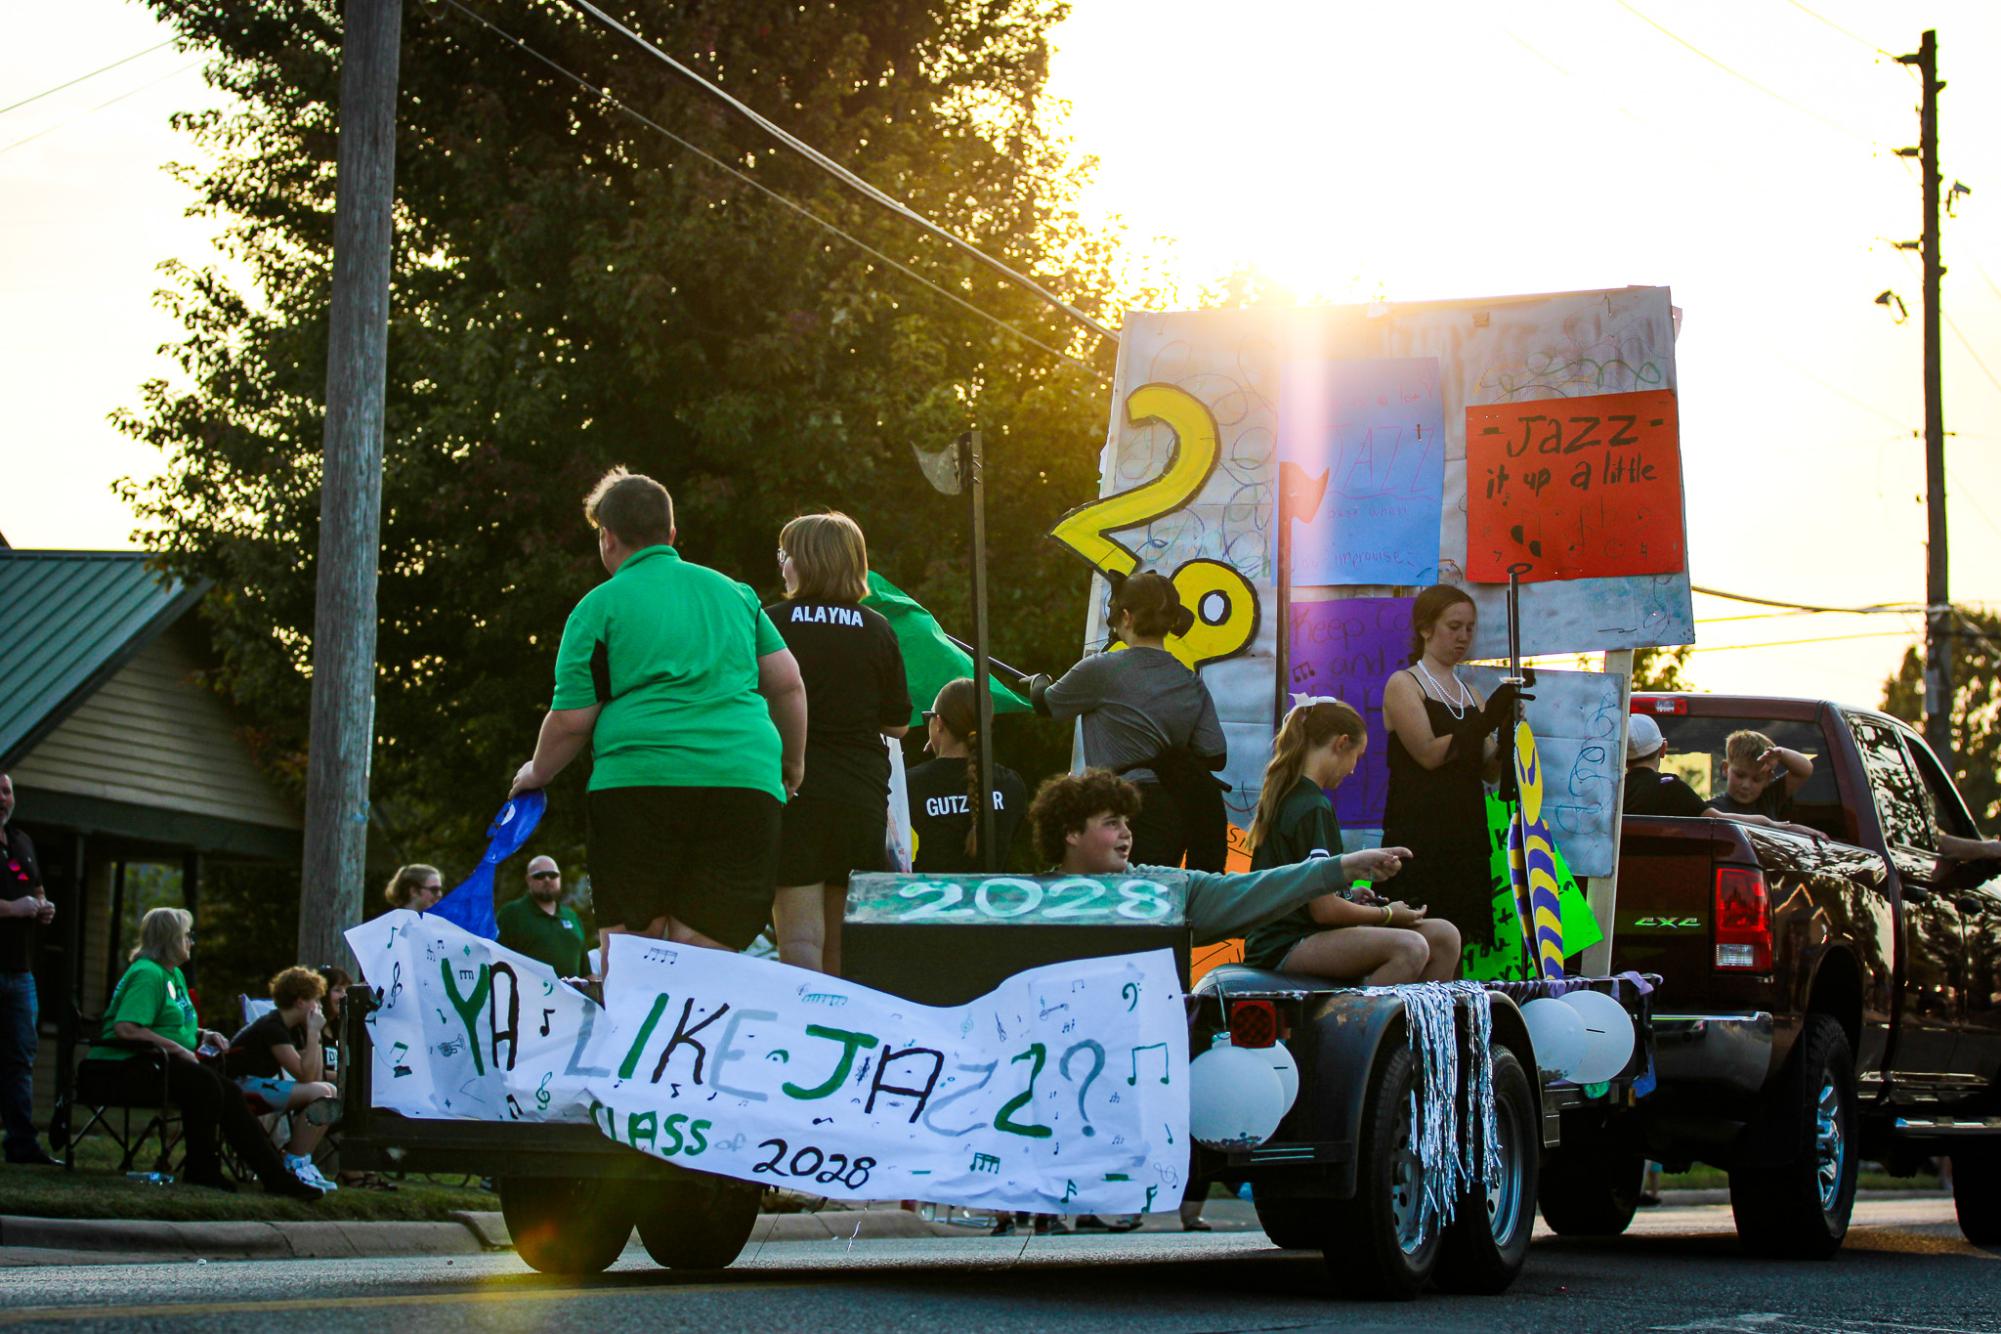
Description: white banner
347,911,616,1124
348,913,1192,1213
590,934,1189,1214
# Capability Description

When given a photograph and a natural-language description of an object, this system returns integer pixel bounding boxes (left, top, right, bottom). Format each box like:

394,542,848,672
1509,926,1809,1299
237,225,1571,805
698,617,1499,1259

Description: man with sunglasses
496,856,588,978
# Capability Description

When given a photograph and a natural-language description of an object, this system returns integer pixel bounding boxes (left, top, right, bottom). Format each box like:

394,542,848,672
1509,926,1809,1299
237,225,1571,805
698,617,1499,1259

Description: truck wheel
498,1176,634,1275
1253,1196,1323,1250
638,1178,763,1268
1537,1133,1642,1237
1321,1044,1440,1300
1728,1014,1857,1259
1949,1145,2001,1245
1437,1048,1538,1294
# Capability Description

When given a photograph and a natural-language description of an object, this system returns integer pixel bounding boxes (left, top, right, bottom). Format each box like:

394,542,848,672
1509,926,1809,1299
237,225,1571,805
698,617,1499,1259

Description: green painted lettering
995,1042,1053,1139
440,959,492,1076
617,993,671,1079
627,1110,657,1153
662,1112,687,1156
781,1024,881,1100
687,1119,710,1156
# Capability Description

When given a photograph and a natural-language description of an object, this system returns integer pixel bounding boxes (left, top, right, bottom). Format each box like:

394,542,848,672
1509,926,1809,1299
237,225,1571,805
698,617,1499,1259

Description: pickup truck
1538,692,2001,1258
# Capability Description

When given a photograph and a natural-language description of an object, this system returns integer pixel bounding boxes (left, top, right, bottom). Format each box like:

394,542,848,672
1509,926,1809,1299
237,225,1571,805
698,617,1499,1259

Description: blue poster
1276,357,1446,586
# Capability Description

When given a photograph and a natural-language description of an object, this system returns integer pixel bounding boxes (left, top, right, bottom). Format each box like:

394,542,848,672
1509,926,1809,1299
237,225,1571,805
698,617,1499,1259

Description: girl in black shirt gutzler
767,512,911,975
906,677,1027,873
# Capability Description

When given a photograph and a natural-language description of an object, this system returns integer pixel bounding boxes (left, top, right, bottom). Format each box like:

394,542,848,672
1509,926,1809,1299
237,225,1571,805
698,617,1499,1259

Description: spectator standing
1713,729,1814,822
766,512,911,974
382,864,444,912
1027,573,1228,870
0,773,56,1166
83,908,321,1199
496,855,589,977
225,966,340,1192
511,467,807,962
906,678,1027,874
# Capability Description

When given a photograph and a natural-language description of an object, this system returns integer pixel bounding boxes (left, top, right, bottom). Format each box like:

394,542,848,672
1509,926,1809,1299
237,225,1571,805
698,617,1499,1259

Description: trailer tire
1728,1014,1857,1260
1253,1196,1323,1250
1436,1048,1538,1294
1320,1044,1440,1300
638,1178,763,1269
498,1176,634,1275
1537,1131,1643,1237
1949,1144,2001,1245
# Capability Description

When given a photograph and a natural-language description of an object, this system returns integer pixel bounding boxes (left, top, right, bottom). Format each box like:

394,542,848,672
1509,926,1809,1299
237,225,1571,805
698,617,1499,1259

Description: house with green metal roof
0,550,301,1123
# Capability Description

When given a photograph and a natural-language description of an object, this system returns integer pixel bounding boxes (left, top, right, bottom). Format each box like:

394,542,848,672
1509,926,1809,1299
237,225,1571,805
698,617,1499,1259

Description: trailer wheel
1728,1014,1857,1259
1950,1145,2001,1245
1321,1044,1440,1300
498,1176,634,1275
1436,1048,1538,1294
1537,1131,1643,1237
1252,1196,1323,1250
638,1178,763,1269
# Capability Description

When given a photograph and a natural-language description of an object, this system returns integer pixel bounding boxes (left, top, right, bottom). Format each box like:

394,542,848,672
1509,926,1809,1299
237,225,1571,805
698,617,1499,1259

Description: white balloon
1265,1042,1300,1114
1189,1043,1287,1149
1522,997,1587,1080
1559,989,1637,1084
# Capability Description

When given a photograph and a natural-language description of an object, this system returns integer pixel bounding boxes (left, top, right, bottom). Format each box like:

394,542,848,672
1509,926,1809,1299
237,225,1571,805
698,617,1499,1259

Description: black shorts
775,796,889,887
586,786,781,948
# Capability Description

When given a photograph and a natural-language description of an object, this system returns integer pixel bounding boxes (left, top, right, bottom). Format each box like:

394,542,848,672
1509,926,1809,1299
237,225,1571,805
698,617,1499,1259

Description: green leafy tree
118,1,1123,887
1632,644,1694,692
1884,612,2001,828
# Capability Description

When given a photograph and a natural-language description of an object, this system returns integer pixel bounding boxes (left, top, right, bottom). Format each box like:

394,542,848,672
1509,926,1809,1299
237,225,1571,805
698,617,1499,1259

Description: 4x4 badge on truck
1634,916,1701,929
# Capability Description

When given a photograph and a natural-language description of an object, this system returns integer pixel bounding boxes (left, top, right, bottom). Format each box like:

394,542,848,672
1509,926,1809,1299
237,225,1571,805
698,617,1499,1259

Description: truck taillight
1713,866,1772,971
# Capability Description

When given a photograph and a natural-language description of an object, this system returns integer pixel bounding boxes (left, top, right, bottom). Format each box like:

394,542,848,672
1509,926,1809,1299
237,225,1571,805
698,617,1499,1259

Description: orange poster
1464,389,1685,583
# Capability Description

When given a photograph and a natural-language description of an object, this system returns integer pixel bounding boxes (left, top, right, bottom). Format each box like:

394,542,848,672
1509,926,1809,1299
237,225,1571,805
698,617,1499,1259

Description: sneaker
184,1168,238,1194
295,1161,340,1193
4,1145,59,1167
988,1218,1017,1237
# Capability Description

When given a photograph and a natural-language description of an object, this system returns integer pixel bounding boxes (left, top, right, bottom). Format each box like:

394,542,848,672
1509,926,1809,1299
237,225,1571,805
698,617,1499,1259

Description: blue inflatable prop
428,789,547,940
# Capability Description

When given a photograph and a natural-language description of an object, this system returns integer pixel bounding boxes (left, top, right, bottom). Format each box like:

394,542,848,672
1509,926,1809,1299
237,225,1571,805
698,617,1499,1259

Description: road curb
0,1207,957,1264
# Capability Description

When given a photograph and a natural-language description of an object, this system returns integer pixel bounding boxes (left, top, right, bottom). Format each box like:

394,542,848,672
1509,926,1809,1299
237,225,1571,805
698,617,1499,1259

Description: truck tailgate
1609,817,1743,986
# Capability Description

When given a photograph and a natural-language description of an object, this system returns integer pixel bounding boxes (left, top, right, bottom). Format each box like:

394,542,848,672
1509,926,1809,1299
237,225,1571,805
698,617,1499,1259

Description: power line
1693,584,1921,615
0,58,204,158
0,39,172,117
1683,628,1917,655
1778,0,1900,61
1613,0,1879,146
433,0,1108,384
559,0,1120,347
1943,311,2001,399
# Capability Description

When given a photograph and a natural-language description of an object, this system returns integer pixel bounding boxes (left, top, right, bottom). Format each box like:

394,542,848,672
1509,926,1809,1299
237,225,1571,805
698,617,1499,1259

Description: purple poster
1276,357,1446,586
1285,596,1415,829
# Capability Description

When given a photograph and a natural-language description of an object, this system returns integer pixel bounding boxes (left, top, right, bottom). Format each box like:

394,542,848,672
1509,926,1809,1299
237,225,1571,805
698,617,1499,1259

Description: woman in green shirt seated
1241,700,1462,983
81,907,322,1200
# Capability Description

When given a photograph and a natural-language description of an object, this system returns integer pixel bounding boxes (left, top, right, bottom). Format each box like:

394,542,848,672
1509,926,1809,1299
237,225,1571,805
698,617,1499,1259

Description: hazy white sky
4,0,1998,711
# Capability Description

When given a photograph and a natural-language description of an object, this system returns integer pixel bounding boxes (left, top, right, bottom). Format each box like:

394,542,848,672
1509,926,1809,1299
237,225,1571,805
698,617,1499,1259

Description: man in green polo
511,467,807,960
496,855,588,977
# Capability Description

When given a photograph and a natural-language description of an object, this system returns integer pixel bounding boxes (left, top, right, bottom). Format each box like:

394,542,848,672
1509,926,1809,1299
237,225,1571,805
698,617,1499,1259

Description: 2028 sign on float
846,872,1188,926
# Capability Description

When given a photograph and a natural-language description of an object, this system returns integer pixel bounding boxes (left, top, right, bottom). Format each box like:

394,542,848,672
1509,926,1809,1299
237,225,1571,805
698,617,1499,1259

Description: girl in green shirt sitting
1241,700,1462,983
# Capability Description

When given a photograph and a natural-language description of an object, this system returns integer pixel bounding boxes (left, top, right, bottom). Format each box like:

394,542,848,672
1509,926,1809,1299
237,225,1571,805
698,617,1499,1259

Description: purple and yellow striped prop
1509,721,1566,979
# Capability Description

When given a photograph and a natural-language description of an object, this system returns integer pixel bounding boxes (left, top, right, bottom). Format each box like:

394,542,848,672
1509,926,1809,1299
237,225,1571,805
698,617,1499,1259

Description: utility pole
300,0,403,969
1899,30,1953,767
960,431,1000,873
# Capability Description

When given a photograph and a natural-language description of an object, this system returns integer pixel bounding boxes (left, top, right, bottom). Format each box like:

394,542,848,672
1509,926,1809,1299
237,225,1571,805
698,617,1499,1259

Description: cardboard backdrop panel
1284,595,1413,830
1060,289,1688,832
1461,666,1625,878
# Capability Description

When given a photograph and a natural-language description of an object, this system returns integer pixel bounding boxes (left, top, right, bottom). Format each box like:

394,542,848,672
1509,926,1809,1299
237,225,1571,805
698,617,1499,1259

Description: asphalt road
0,1198,1991,1332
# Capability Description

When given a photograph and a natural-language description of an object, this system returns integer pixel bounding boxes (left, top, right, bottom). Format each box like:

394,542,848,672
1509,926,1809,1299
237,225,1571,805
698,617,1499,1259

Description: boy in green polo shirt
511,468,807,961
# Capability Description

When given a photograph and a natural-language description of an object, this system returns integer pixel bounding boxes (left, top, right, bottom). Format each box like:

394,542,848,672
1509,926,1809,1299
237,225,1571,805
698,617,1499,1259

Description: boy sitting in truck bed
1713,728,1814,822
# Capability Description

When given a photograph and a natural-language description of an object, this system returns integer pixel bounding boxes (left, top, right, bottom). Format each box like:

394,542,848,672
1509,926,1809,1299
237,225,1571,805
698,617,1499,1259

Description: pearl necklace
1416,660,1471,721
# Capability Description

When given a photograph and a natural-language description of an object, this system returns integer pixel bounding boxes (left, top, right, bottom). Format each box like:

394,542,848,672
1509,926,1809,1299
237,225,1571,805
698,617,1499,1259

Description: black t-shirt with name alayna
766,599,912,809
905,756,1029,874
1622,770,1710,819
0,826,43,974
225,1008,308,1081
